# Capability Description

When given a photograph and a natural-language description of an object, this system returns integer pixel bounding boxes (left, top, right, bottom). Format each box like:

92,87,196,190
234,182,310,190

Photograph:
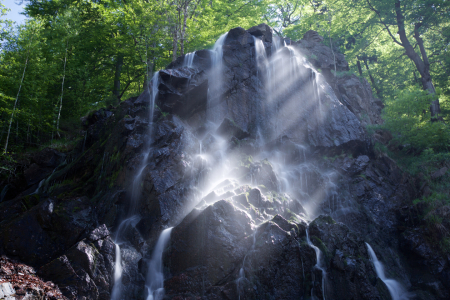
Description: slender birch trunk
4,42,31,154
181,3,189,56
56,45,68,138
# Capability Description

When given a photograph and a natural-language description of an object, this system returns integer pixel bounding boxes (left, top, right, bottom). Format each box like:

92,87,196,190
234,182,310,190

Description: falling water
313,70,323,116
207,33,228,123
111,71,160,300
272,36,286,52
149,71,159,137
253,36,267,78
110,243,122,299
306,228,326,300
183,52,196,68
365,243,409,300
146,228,173,300
237,230,257,300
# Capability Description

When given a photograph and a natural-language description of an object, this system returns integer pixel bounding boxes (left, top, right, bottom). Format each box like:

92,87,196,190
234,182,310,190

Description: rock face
1,23,449,300
157,68,209,119
39,225,115,300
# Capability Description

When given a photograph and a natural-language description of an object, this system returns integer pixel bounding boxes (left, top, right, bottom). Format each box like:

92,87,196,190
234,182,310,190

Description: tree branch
365,0,403,46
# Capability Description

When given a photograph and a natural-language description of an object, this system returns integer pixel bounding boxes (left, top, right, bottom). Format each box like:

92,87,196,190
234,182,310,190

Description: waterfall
111,71,160,300
145,228,173,300
272,36,286,52
306,228,326,300
183,52,196,68
365,243,409,300
253,36,267,78
237,230,257,300
110,243,122,299
207,33,228,123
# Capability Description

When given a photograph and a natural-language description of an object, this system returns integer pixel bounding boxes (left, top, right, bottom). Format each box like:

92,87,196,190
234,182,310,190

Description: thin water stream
146,228,173,300
366,243,409,300
183,52,196,68
306,228,327,300
110,29,371,300
111,71,160,300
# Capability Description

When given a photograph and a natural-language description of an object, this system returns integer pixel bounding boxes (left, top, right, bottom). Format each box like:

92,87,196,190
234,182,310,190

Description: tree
363,0,449,117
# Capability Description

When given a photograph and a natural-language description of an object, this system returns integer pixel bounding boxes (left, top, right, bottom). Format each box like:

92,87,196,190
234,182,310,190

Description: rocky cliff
0,24,449,300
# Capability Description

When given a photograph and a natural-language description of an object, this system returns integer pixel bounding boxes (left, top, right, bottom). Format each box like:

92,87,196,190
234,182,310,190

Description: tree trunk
356,60,363,77
172,29,178,62
363,58,382,98
56,46,68,138
113,53,124,99
4,49,29,154
181,3,189,56
394,0,440,116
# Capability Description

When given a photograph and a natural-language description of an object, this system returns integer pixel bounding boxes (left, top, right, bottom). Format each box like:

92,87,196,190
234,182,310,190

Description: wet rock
157,68,209,119
247,23,273,43
309,215,392,300
251,160,279,192
38,225,114,300
247,188,265,208
215,117,250,140
231,216,313,300
166,49,213,71
165,200,253,295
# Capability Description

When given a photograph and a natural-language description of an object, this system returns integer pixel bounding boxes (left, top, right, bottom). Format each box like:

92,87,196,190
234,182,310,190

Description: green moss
21,194,40,211
311,236,332,263
240,155,253,168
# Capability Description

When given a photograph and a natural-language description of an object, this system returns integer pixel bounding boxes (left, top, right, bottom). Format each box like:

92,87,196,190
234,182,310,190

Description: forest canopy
0,0,449,155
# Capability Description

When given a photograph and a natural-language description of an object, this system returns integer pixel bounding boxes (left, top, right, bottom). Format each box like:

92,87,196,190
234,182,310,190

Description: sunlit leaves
381,88,450,150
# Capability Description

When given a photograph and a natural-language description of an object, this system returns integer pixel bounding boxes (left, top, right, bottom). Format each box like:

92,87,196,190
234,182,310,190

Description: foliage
379,88,450,151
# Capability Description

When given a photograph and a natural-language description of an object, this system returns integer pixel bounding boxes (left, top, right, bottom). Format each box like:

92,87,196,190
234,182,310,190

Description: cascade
119,28,407,300
272,36,286,52
365,243,409,300
145,228,173,300
111,71,160,300
306,227,327,300
207,33,228,123
252,36,268,79
1,24,431,300
110,243,122,300
183,51,196,68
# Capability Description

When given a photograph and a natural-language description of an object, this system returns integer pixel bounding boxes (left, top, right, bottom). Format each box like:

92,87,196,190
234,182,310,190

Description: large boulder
247,23,273,43
297,30,349,73
39,225,115,300
157,68,209,120
336,75,384,126
137,115,201,238
165,200,253,296
309,215,392,300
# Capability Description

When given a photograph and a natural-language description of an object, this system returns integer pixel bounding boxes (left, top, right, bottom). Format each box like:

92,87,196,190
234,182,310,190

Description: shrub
380,87,450,151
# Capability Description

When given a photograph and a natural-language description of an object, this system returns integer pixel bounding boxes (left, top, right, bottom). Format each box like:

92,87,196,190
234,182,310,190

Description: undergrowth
368,87,450,254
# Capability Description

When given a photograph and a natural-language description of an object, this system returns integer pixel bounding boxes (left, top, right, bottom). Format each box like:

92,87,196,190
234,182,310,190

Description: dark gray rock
39,225,115,300
248,23,273,43
297,30,349,72
309,215,392,300
165,200,253,295
215,117,250,140
157,68,209,119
